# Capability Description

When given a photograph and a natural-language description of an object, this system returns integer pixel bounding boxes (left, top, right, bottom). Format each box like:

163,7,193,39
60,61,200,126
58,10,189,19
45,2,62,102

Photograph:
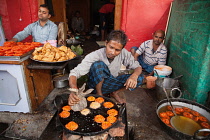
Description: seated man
131,30,167,75
9,4,58,43
68,30,144,104
71,11,84,34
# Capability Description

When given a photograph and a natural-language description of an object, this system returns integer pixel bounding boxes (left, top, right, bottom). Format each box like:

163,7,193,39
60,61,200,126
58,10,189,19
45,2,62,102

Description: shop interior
65,0,115,40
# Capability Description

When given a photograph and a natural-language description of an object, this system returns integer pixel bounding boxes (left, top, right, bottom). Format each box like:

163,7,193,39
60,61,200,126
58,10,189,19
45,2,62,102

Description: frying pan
55,94,124,136
156,98,210,140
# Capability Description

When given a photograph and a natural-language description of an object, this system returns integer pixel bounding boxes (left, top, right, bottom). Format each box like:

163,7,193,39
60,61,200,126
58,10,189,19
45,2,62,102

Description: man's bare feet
110,91,126,104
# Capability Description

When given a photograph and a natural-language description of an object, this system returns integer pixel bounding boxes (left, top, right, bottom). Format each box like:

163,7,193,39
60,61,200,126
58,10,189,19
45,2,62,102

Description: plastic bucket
154,65,172,78
146,76,157,89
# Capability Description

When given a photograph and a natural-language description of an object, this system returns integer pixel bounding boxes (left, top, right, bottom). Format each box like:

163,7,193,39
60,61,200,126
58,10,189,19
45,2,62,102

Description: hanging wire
19,0,22,21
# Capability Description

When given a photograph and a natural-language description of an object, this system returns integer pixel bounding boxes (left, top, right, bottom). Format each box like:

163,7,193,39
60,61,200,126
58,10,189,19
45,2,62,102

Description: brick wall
165,0,210,105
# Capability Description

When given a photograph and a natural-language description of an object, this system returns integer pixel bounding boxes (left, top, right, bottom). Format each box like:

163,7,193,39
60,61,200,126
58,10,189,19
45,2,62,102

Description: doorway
66,0,120,38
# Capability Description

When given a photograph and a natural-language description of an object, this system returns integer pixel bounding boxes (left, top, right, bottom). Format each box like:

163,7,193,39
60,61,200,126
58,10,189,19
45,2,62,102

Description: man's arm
68,75,80,106
124,66,142,89
8,38,18,42
67,52,98,106
69,75,78,89
11,24,33,42
134,41,147,60
133,52,140,61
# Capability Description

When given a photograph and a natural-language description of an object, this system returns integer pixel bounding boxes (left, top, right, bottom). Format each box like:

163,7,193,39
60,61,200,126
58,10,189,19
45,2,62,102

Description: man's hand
8,38,18,42
134,52,140,61
124,74,138,89
124,66,142,89
68,92,80,106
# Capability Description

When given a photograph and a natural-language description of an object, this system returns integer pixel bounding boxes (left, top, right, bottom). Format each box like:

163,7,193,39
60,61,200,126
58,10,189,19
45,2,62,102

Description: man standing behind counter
68,30,144,104
9,4,58,43
71,11,85,34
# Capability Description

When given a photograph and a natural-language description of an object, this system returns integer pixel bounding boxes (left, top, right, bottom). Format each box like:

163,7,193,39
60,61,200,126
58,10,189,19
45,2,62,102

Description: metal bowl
53,74,69,88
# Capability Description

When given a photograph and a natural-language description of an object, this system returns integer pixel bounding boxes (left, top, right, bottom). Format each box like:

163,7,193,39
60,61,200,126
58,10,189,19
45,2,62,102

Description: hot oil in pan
158,105,209,136
59,95,119,134
171,116,201,136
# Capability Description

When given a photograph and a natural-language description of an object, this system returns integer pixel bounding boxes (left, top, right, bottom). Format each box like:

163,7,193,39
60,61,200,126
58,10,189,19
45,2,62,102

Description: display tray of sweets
0,42,42,61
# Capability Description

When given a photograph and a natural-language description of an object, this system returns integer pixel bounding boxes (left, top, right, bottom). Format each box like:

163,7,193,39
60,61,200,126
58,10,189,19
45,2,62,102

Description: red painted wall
1,0,172,44
121,0,173,50
0,0,38,42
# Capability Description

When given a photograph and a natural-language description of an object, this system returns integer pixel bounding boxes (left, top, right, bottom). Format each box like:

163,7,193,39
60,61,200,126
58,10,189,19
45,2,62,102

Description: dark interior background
66,0,112,33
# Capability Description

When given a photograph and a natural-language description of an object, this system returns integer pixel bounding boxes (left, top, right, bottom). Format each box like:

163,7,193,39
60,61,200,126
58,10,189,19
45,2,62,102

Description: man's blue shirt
13,20,58,43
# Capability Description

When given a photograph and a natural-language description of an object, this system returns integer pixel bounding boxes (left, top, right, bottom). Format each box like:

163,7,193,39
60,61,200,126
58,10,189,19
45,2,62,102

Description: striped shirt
136,39,167,65
70,48,141,78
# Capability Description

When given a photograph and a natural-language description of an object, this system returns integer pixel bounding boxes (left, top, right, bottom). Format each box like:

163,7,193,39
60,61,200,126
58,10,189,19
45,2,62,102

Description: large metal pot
155,77,182,101
53,73,69,88
156,98,210,140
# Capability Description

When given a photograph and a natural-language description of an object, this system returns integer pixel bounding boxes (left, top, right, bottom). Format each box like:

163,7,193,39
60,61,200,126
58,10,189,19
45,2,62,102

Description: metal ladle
162,79,177,116
162,78,201,136
155,70,177,115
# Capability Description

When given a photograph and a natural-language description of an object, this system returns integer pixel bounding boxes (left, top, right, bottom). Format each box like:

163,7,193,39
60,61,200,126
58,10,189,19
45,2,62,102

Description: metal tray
0,49,34,61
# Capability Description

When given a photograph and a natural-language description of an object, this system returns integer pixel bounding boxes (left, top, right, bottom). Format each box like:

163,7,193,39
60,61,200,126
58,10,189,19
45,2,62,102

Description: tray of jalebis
0,41,42,61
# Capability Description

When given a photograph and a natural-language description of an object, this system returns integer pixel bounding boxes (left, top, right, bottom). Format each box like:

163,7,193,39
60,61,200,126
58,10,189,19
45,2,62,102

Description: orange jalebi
59,111,70,118
107,109,118,116
94,115,105,123
101,121,112,129
103,102,114,108
107,116,117,124
65,121,78,131
87,96,95,102
62,105,71,111
95,97,105,103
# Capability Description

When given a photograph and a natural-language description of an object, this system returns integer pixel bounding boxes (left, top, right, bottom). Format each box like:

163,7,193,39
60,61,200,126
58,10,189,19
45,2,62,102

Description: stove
59,104,129,140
